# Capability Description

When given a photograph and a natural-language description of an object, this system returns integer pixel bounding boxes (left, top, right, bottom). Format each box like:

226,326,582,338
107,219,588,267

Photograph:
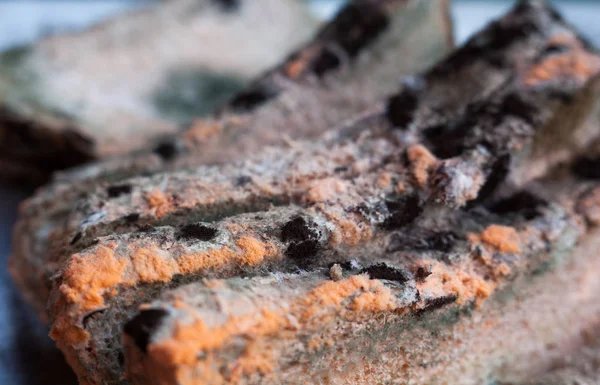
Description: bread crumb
330,264,344,281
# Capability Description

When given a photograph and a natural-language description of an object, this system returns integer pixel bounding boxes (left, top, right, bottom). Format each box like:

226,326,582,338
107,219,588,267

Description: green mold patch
152,68,247,123
0,45,31,70
0,45,75,120
0,46,40,110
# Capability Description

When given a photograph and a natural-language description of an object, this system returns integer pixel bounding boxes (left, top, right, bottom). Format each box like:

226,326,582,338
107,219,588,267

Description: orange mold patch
183,119,223,144
131,247,178,282
144,189,174,217
469,225,522,254
283,46,319,79
140,264,506,383
51,235,279,346
407,144,438,187
416,261,494,306
324,211,371,246
146,274,398,381
57,244,125,311
306,177,348,203
525,35,600,87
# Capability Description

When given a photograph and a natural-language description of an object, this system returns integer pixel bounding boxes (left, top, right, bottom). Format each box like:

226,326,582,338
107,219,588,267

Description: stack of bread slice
10,1,600,384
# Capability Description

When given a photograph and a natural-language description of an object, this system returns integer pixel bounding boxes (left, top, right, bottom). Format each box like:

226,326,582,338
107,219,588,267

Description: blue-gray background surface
0,1,598,384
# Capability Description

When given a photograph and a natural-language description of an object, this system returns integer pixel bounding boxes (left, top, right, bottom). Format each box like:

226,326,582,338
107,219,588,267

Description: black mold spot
107,184,132,198
360,263,413,283
497,93,537,125
286,241,320,264
537,43,571,61
549,89,575,104
572,156,600,180
70,232,82,245
312,48,342,77
153,140,179,161
416,295,457,316
487,191,547,219
422,123,458,159
422,108,476,158
382,194,423,230
425,232,458,253
483,18,540,49
287,1,390,78
177,223,218,242
467,154,511,208
124,213,141,223
387,87,420,129
322,2,389,58
387,231,457,253
425,92,536,160
432,9,542,76
415,266,432,281
212,0,239,12
281,217,317,243
235,175,252,186
281,217,321,265
138,225,154,233
228,81,279,112
123,309,168,353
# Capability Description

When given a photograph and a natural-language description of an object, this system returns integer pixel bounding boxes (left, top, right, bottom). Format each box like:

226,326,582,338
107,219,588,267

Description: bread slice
0,0,319,184
49,0,453,188
30,0,454,195
120,178,600,384
11,0,454,319
24,2,600,384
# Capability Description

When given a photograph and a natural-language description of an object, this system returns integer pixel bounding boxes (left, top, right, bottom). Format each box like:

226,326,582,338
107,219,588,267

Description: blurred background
0,1,599,384
1,0,599,52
